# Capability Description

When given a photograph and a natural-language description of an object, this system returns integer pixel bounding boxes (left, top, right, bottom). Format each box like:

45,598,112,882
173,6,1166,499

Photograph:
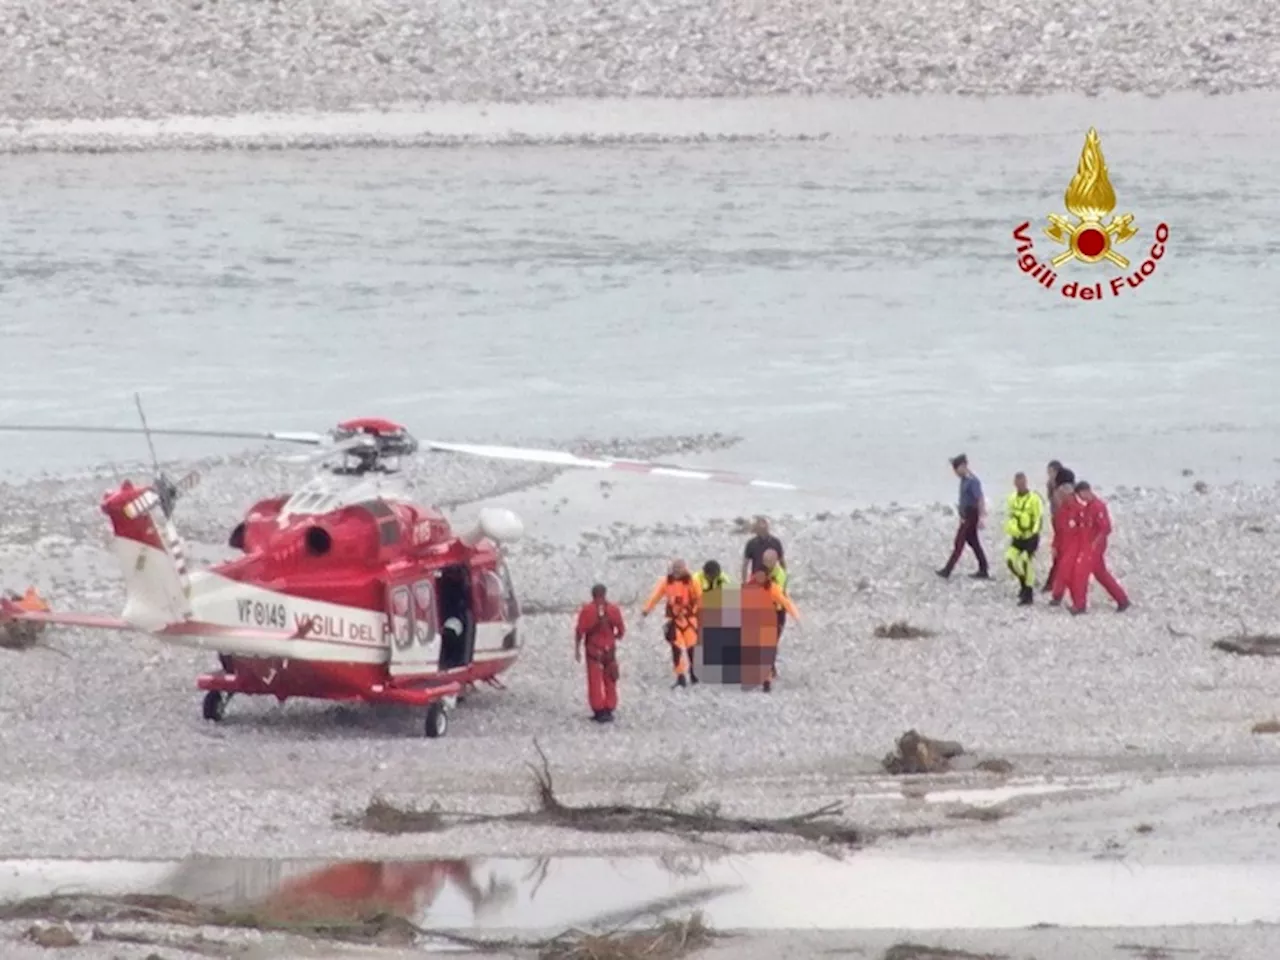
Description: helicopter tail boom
102,481,195,631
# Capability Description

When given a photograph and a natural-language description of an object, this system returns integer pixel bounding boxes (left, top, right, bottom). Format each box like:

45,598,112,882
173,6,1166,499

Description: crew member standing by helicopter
574,584,625,723
642,559,703,688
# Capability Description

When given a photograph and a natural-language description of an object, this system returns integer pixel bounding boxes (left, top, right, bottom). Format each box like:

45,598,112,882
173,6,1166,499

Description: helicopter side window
496,560,519,620
389,585,412,651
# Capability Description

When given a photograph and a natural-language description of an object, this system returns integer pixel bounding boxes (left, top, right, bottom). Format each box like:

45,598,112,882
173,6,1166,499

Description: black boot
1018,585,1034,605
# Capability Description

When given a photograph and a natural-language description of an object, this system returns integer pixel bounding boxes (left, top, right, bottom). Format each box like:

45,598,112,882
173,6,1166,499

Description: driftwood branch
339,738,863,847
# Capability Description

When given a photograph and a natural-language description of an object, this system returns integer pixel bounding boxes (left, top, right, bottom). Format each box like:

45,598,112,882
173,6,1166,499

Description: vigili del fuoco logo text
1013,127,1170,301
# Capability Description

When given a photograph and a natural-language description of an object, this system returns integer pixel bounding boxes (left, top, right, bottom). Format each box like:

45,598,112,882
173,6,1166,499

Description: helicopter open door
385,567,440,678
436,564,476,672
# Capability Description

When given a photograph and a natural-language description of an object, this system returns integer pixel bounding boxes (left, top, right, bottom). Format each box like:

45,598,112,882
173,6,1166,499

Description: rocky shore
1,0,1274,122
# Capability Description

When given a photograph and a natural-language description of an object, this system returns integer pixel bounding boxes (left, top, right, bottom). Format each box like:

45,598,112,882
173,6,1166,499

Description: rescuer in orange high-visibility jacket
641,558,703,688
743,566,800,693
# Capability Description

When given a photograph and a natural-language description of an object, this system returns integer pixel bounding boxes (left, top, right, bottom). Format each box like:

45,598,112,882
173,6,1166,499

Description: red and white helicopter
0,412,797,738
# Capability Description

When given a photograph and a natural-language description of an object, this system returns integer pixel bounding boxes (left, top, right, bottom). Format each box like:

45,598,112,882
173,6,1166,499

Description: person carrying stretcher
642,559,703,688
743,566,800,693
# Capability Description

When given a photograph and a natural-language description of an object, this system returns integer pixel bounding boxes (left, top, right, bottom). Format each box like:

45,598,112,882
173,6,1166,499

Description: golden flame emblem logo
1044,127,1138,269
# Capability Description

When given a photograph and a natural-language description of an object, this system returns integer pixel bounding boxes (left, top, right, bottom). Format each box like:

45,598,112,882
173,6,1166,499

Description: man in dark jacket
937,453,989,579
741,516,785,582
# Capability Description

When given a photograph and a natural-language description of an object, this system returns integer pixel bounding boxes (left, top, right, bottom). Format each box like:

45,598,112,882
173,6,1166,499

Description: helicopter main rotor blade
276,435,376,465
0,424,328,445
421,440,800,491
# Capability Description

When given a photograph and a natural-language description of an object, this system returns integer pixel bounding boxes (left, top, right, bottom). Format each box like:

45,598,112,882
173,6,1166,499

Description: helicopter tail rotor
151,469,202,519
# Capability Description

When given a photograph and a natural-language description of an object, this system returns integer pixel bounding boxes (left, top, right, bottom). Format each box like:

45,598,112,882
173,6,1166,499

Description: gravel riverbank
2,442,1280,863
1,0,1274,123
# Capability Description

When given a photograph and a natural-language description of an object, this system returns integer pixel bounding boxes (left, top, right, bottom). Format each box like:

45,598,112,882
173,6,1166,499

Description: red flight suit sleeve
1097,501,1113,537
609,604,625,639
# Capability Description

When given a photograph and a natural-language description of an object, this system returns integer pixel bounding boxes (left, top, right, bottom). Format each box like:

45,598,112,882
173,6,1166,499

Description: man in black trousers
937,453,989,579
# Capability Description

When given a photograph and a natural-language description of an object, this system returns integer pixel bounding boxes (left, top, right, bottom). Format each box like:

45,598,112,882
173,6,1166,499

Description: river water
1,93,1278,507
6,849,1280,931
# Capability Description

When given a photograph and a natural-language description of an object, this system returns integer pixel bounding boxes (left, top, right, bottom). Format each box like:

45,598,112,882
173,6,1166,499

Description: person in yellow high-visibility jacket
642,559,703,688
1004,471,1045,606
760,548,790,637
694,560,733,593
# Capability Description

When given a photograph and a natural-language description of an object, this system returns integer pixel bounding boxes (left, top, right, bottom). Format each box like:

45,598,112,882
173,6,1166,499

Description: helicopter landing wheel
424,700,449,739
202,691,230,722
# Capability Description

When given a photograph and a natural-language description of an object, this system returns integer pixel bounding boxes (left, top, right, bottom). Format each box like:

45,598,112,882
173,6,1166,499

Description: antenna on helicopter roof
133,392,184,519
134,392,161,476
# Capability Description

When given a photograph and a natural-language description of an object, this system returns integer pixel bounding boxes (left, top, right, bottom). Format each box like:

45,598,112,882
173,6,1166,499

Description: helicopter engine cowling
460,508,524,547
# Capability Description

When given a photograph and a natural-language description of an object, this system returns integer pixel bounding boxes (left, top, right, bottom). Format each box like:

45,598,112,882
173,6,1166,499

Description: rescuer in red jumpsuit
1042,461,1075,593
1068,481,1130,615
1048,481,1084,607
574,583,625,723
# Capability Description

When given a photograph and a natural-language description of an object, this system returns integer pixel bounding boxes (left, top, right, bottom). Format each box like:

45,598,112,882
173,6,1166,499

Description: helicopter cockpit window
286,490,341,516
360,499,395,519
377,518,399,547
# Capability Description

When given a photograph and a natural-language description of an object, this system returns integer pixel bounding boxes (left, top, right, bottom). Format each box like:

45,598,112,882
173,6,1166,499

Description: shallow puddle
3,851,1280,932
854,775,1120,807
